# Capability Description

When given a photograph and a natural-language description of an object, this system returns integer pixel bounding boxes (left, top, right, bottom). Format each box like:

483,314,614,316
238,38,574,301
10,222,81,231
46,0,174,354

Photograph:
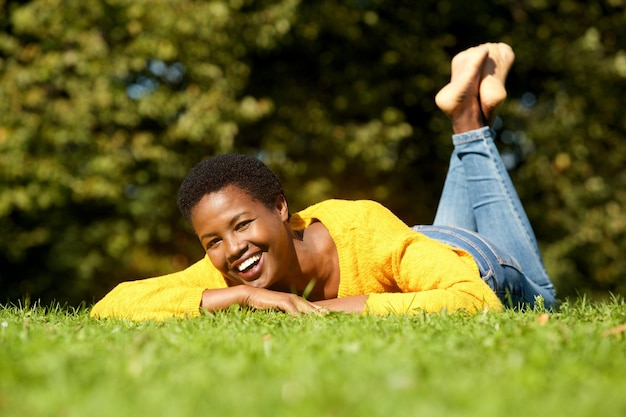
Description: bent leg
432,44,489,230
433,43,555,307
433,149,477,231
452,127,555,304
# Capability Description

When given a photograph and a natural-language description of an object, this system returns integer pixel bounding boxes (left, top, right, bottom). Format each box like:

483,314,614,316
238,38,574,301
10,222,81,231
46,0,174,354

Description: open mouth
237,254,261,273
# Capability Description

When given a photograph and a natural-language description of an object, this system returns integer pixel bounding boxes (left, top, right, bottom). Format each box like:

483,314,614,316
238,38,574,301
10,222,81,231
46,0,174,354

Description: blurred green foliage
0,0,624,305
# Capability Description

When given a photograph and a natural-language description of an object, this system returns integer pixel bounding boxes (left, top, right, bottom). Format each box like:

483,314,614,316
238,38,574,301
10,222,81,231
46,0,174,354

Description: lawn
1,297,625,417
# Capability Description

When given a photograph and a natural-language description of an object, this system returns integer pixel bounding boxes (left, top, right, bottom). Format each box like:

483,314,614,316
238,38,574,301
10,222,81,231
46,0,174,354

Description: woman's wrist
201,286,249,311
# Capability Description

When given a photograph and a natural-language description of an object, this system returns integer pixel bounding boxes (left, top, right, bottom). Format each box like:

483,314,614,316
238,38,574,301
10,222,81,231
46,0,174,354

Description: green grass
1,297,625,417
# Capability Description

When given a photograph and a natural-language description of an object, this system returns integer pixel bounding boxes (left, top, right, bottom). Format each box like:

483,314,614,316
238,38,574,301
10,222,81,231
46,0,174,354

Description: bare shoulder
306,220,335,246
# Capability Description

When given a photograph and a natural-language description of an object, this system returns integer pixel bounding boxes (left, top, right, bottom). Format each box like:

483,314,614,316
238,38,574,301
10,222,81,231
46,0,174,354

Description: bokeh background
1,0,625,306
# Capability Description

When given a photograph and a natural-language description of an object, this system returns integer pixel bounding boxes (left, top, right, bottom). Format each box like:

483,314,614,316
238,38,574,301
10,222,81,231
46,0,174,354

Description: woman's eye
206,239,221,250
236,219,253,231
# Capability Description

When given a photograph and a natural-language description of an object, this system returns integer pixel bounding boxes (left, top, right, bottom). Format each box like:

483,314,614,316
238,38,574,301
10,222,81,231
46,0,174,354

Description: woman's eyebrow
199,211,252,240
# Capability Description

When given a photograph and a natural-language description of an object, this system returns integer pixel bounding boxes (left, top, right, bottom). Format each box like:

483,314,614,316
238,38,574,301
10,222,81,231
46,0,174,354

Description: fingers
244,287,327,315
282,296,328,315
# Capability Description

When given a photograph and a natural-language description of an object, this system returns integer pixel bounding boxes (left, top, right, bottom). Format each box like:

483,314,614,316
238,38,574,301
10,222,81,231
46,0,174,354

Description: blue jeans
413,127,556,309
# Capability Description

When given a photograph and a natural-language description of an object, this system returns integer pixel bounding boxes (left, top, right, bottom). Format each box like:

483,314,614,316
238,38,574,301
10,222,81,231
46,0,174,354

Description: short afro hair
177,153,286,225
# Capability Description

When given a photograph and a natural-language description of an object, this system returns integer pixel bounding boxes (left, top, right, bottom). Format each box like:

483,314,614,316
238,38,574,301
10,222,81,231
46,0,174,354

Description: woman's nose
226,236,247,262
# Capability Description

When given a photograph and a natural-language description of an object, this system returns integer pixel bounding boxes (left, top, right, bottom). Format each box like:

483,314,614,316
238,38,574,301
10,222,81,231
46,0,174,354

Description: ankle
450,100,485,134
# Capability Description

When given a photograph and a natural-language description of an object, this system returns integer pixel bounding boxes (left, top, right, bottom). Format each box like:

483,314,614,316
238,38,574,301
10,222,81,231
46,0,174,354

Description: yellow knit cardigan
91,199,502,321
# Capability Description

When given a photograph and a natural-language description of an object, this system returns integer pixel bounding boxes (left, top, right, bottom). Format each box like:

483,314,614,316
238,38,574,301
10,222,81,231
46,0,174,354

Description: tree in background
0,0,295,302
0,0,624,305
503,0,626,298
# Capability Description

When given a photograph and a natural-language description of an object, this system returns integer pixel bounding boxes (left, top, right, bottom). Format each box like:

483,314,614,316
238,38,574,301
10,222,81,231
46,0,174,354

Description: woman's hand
243,287,324,314
201,286,323,315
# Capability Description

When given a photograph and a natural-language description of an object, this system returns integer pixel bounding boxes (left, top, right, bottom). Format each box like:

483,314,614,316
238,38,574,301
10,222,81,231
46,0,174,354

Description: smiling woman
191,184,296,290
91,43,556,321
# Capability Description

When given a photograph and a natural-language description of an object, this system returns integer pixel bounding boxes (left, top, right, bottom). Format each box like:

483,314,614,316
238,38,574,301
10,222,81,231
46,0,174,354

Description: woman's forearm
200,286,248,311
313,295,369,313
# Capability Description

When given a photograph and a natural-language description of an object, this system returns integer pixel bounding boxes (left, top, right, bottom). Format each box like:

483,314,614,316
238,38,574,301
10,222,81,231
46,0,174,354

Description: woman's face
190,185,293,289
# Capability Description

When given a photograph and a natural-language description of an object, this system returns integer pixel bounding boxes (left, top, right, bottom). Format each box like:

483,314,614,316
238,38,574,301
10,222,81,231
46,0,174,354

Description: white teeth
238,254,260,272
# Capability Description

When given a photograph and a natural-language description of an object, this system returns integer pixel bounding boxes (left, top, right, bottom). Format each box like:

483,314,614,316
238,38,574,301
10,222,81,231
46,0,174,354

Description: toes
481,43,515,82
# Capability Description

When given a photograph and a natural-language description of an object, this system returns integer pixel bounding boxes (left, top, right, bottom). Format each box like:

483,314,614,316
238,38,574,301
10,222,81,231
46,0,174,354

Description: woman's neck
295,221,340,301
269,222,339,300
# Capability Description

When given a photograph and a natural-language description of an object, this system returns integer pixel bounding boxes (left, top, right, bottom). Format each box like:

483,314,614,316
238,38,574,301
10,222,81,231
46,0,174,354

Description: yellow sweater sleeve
90,256,227,321
365,238,503,315
365,288,503,315
299,200,503,315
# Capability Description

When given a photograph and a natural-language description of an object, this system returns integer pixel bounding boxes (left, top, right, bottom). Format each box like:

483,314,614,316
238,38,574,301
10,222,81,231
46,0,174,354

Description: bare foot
435,45,489,134
479,43,515,125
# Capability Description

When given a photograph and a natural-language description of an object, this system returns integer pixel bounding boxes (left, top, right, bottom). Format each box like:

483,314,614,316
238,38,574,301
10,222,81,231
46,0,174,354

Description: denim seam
452,127,492,146
483,135,546,269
